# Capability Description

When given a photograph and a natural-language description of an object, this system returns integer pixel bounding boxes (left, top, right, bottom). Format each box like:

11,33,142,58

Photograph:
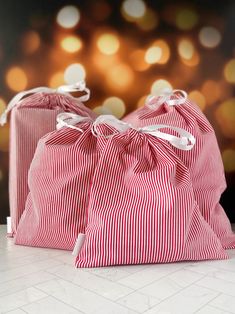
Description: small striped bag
15,113,98,250
0,82,96,237
123,89,235,249
75,115,228,268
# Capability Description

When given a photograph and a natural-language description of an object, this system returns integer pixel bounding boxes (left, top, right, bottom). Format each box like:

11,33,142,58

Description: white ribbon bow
147,88,187,107
56,112,92,132
92,115,132,138
92,115,195,151
0,81,90,126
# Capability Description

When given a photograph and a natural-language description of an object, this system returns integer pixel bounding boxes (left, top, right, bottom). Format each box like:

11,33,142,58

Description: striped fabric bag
123,89,235,249
15,113,98,250
0,82,96,237
75,115,228,268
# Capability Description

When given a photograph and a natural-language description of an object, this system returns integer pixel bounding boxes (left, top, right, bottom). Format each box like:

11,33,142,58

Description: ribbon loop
140,124,195,151
91,115,132,138
91,114,195,151
147,89,187,108
0,81,90,126
56,80,90,102
56,112,92,132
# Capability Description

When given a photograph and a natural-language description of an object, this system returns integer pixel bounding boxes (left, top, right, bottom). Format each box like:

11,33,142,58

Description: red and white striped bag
15,113,98,250
75,115,228,268
123,89,235,249
0,82,96,237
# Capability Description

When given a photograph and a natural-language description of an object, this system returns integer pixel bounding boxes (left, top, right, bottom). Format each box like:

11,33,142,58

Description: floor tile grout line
52,262,137,279
45,266,136,287
37,283,139,314
42,270,141,313
16,295,65,314
116,266,187,289
117,264,207,298
1,223,235,314
194,281,235,299
0,263,65,286
0,256,63,275
50,294,87,314
17,307,28,313
192,292,222,313
182,265,235,279
140,275,218,314
115,290,162,313
44,262,209,311
18,289,85,314
0,288,50,313
207,303,235,314
0,276,63,299
117,273,215,313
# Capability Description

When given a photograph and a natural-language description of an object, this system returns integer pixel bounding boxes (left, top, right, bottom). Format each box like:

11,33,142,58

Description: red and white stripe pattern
123,91,235,249
15,117,99,250
75,119,228,268
5,87,96,236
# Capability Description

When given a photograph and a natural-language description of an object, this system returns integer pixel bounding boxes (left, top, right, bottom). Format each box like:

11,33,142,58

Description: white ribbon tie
91,115,195,151
0,81,90,126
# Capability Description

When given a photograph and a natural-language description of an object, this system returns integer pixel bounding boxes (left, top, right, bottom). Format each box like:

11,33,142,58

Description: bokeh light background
0,0,235,223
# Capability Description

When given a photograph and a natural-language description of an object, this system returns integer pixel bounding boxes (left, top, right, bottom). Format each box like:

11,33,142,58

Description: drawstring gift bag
15,113,98,250
123,89,235,249
0,81,96,237
75,115,228,268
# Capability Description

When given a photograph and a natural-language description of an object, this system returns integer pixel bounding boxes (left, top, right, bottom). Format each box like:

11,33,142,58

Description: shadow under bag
75,116,228,268
123,90,235,249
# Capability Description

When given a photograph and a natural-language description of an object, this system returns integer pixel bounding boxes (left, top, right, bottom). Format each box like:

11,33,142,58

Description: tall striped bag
15,113,98,250
75,115,228,268
0,82,96,237
123,89,235,249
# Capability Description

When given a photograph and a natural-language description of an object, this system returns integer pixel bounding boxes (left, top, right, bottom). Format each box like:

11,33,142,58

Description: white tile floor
1,225,235,314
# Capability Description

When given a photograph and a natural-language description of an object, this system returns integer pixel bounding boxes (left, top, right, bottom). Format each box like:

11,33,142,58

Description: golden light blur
92,52,118,73
64,63,86,84
0,168,2,181
93,105,112,116
178,39,194,60
152,40,170,64
176,8,198,30
6,67,28,92
106,63,134,91
137,95,148,108
151,79,172,95
121,0,146,20
60,36,82,53
201,80,221,106
145,46,162,64
224,59,235,84
0,1,235,179
189,90,206,111
181,51,200,66
56,6,80,29
0,98,6,115
130,50,150,71
97,33,120,55
49,72,65,88
103,97,126,118
199,27,221,48
215,98,235,138
136,8,158,31
22,31,40,54
222,149,235,172
0,125,9,152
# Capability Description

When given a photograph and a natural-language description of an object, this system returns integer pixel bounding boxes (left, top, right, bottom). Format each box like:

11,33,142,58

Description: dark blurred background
0,0,235,223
